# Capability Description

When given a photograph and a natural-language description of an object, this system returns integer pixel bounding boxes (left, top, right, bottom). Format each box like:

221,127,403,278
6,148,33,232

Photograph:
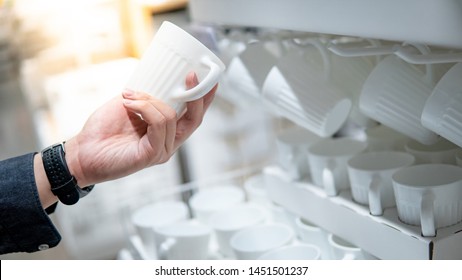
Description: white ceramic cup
262,39,352,137
392,164,462,237
294,217,331,259
226,41,279,100
365,125,409,152
347,151,415,216
422,63,462,147
154,220,211,260
329,52,376,128
327,234,377,260
189,185,245,224
404,138,459,164
230,223,294,260
359,55,438,145
209,203,267,257
125,21,225,114
308,138,368,196
275,126,321,180
258,244,321,260
131,200,189,258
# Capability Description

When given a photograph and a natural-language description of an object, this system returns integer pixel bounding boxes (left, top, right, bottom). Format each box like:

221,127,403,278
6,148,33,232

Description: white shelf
264,166,462,260
189,0,462,49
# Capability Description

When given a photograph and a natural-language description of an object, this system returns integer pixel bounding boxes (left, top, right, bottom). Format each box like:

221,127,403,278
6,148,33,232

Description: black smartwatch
41,142,94,205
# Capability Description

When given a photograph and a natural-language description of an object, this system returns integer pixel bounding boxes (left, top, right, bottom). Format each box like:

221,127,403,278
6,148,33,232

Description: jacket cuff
0,153,61,254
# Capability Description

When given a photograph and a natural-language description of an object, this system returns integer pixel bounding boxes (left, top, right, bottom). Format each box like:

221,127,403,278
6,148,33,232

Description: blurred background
0,0,279,259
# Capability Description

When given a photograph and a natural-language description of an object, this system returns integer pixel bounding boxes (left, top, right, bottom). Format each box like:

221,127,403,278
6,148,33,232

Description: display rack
189,0,462,49
264,166,462,260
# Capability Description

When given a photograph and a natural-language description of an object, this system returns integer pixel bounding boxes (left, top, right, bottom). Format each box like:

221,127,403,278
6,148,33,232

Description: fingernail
123,88,135,97
123,99,132,105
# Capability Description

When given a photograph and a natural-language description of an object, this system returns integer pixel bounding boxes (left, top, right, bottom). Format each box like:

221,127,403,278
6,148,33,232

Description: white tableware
189,185,245,224
327,234,377,260
365,125,409,152
125,21,225,114
230,223,294,260
347,151,415,215
131,200,189,258
209,204,267,257
294,217,331,259
392,164,462,237
155,220,211,260
226,41,279,100
422,63,462,147
243,173,272,208
359,55,438,144
329,53,376,128
275,126,321,180
262,39,352,137
404,138,459,164
308,138,368,196
258,244,321,260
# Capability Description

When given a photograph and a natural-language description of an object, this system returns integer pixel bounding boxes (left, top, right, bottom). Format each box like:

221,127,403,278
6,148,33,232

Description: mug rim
392,163,462,188
347,151,415,171
230,223,294,253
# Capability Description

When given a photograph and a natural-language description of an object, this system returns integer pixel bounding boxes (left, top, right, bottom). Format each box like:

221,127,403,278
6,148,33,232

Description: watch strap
41,142,94,205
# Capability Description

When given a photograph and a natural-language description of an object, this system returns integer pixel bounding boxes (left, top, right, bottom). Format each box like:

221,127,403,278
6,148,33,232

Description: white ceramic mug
262,39,352,137
404,138,459,164
125,21,225,114
155,220,211,260
392,164,462,237
131,200,189,258
189,185,245,224
329,51,376,128
359,55,438,145
226,40,279,100
347,151,415,216
294,217,331,259
365,125,409,152
230,223,294,260
275,125,321,180
422,63,462,147
258,244,321,260
308,138,368,196
327,234,377,260
209,203,267,257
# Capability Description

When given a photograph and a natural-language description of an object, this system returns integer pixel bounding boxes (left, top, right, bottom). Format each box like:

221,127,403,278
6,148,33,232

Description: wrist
64,137,88,187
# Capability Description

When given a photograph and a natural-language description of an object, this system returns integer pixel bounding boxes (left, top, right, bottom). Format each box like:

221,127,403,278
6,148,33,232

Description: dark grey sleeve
0,153,61,254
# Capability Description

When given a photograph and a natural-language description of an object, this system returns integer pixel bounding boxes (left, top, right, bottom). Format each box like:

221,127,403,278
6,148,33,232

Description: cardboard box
264,166,462,259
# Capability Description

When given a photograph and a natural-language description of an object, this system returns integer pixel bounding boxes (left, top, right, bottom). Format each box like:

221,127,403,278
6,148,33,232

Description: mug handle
322,159,338,196
290,38,332,81
158,237,177,260
170,56,223,102
368,175,384,216
420,192,436,237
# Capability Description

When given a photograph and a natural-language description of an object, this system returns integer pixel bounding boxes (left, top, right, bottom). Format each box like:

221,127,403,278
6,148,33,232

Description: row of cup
275,128,462,236
130,181,377,260
220,34,462,146
222,38,369,137
276,124,462,182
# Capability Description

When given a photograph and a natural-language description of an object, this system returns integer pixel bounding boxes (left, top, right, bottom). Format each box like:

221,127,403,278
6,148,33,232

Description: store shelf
189,0,462,49
264,166,462,260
